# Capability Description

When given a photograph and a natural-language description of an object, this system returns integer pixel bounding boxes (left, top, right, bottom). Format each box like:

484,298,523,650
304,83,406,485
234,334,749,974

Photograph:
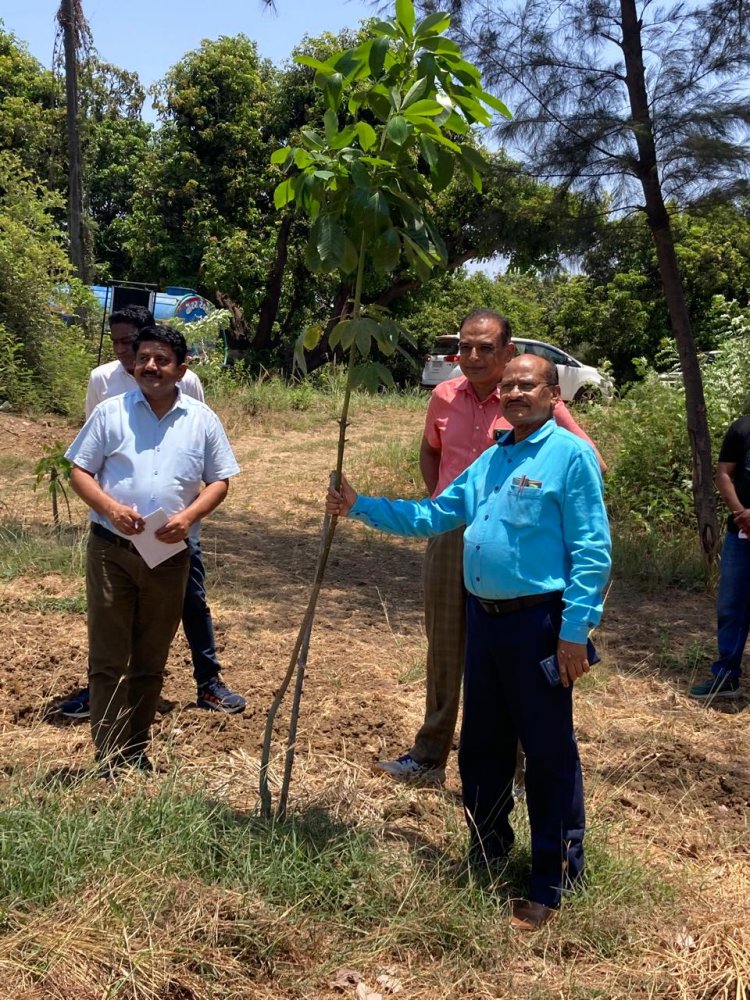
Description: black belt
475,591,562,616
90,522,138,553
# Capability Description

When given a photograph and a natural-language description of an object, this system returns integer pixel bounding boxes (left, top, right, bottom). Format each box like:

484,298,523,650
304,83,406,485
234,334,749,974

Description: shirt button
484,515,489,521
476,544,480,550
476,576,480,582
494,486,499,492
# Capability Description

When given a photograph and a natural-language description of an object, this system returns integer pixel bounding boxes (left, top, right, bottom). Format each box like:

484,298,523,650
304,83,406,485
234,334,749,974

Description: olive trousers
86,532,190,760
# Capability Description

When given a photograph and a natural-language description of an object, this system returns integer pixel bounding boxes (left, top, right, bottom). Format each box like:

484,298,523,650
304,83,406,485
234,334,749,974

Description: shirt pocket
177,447,205,485
505,486,544,527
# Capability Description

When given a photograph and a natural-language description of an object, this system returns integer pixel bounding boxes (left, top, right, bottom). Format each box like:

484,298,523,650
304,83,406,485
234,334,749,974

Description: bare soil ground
1,404,749,999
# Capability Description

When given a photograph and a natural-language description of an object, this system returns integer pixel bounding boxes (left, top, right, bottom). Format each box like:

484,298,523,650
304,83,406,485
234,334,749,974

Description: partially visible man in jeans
690,415,750,700
60,305,246,718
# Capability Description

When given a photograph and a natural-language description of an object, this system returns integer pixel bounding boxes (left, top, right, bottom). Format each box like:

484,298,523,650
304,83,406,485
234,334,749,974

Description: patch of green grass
354,432,423,499
653,636,713,677
612,523,711,591
0,524,86,580
398,656,426,685
23,594,87,614
0,766,680,998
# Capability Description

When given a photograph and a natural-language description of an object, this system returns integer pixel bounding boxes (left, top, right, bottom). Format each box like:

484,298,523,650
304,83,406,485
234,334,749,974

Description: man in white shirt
60,305,246,719
67,325,240,771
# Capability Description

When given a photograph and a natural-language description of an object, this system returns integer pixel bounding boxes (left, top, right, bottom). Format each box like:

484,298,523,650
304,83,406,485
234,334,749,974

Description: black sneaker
197,677,246,714
689,674,740,699
59,688,90,719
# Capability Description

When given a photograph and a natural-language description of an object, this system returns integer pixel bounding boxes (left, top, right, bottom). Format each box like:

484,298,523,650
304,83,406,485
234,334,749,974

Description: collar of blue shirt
495,417,555,448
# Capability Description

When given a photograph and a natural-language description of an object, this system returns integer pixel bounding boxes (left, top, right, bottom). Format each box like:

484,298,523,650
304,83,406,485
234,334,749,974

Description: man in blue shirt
326,354,611,929
66,325,240,773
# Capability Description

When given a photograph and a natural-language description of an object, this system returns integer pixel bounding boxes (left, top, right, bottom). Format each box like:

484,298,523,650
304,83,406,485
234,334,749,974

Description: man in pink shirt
375,309,605,784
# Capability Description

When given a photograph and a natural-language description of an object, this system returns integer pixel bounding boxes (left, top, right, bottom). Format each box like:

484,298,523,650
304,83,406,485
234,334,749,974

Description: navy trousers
181,540,222,687
458,595,585,908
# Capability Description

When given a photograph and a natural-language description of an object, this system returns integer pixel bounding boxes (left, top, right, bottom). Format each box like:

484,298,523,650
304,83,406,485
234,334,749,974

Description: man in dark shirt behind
690,416,750,699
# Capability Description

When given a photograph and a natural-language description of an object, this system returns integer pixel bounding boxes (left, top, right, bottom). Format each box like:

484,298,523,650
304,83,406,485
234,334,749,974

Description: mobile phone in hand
539,640,601,686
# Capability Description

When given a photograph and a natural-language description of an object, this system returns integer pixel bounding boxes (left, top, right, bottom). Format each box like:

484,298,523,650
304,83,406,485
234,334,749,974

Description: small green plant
33,442,73,531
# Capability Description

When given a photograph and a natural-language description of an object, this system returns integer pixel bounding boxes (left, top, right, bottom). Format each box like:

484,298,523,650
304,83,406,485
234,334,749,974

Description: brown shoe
510,899,556,931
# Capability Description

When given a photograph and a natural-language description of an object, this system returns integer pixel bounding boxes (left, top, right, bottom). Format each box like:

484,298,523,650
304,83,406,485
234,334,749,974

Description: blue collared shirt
350,420,611,643
66,387,240,540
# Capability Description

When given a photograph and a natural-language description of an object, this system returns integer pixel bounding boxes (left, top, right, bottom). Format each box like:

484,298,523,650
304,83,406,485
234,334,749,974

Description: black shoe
197,677,246,714
59,688,90,719
689,674,740,699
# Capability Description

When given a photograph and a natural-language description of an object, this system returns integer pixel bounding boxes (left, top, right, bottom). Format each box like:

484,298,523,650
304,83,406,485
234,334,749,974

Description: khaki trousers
86,533,190,759
411,527,466,766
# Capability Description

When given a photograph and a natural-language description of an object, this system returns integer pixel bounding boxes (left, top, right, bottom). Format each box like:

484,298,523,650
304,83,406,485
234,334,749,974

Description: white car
421,334,612,402
420,334,461,388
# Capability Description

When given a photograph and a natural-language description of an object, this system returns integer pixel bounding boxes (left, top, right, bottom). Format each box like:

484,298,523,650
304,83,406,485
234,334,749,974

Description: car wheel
574,384,603,403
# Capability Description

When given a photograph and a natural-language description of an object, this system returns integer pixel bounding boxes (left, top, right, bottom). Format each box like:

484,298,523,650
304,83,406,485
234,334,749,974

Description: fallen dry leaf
376,972,403,994
330,967,362,991
355,983,383,1000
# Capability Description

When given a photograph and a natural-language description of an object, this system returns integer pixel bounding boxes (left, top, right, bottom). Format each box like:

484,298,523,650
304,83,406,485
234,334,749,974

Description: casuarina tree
449,0,750,561
55,0,92,280
259,0,508,819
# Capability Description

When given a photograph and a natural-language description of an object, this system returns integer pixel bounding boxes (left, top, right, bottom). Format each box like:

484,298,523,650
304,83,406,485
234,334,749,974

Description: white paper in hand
130,508,188,568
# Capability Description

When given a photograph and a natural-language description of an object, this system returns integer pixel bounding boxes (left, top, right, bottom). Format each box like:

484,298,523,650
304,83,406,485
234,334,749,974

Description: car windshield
431,337,459,354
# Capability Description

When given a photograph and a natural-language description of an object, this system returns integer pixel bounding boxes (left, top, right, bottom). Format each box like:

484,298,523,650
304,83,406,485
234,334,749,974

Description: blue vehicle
89,285,214,323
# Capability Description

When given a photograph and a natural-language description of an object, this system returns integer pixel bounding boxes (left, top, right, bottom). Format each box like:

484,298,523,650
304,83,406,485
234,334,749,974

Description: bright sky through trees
2,0,374,103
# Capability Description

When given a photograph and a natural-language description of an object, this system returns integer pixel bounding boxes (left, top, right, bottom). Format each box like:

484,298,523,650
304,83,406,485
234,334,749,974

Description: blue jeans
711,531,750,680
459,595,585,908
182,540,222,687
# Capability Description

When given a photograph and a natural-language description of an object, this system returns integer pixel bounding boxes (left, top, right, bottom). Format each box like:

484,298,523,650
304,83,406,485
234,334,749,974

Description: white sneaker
372,753,445,785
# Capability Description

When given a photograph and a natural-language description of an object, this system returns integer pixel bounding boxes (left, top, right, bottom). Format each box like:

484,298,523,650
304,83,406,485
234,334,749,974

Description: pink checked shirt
424,376,599,497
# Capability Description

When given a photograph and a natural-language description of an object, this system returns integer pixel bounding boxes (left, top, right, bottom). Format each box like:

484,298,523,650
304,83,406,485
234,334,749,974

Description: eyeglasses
498,380,554,395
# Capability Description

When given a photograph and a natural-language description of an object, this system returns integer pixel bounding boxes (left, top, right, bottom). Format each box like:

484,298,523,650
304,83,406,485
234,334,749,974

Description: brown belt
90,521,138,553
475,592,562,616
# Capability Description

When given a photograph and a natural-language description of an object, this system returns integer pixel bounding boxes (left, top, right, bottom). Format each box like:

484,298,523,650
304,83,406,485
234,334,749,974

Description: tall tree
125,35,277,296
453,0,750,559
55,0,92,280
80,57,151,278
0,28,63,183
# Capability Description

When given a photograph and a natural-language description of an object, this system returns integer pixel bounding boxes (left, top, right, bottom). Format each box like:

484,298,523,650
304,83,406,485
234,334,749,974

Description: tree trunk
59,0,87,280
620,0,718,560
254,215,294,350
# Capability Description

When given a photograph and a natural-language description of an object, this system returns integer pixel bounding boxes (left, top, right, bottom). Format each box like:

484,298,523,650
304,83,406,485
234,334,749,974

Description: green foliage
164,308,232,356
0,151,96,414
0,322,39,409
0,28,63,181
273,0,508,384
595,308,750,570
125,35,277,305
395,269,552,360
